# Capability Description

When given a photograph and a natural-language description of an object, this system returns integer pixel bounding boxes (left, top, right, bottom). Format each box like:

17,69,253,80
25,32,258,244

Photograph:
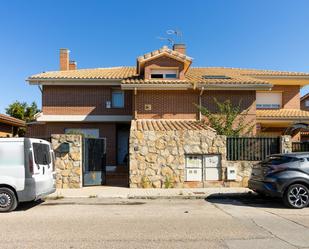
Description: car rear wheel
283,184,309,209
0,187,18,212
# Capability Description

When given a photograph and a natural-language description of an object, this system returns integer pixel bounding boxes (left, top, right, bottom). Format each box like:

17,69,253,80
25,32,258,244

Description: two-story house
26,45,309,184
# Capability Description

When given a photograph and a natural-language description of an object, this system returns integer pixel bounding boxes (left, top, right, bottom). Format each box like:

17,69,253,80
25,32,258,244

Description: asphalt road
1,194,309,249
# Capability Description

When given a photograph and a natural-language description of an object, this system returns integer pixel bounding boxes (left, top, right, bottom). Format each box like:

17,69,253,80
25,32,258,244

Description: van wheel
0,187,18,212
283,184,309,209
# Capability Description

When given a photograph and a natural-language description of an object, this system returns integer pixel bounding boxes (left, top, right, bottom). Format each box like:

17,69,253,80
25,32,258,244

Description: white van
0,138,56,212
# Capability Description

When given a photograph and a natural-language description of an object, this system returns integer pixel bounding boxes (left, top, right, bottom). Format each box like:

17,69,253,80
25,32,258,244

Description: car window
32,143,51,165
267,156,298,165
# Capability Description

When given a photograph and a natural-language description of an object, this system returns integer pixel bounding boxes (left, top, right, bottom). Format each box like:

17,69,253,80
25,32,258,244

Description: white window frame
150,69,179,79
112,90,125,108
256,92,282,109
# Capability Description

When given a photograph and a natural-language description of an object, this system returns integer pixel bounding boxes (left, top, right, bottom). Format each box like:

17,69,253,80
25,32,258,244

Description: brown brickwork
144,56,186,80
201,90,256,114
42,86,133,115
135,90,256,134
271,85,300,109
136,90,198,119
26,122,118,165
201,90,256,135
60,49,69,71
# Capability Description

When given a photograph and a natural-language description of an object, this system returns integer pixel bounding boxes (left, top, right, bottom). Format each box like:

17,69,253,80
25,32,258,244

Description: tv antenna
156,29,183,47
166,29,183,43
156,36,175,47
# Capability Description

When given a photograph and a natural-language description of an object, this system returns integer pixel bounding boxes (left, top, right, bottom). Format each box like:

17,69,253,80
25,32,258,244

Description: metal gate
83,138,106,186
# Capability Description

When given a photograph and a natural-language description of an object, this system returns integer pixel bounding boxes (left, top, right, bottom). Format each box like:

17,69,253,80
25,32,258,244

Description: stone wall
281,135,292,153
129,127,293,188
129,128,228,188
51,134,82,188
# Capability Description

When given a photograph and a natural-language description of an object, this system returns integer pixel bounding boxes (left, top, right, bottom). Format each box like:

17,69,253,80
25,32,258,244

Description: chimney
173,44,186,55
69,60,77,70
60,48,70,71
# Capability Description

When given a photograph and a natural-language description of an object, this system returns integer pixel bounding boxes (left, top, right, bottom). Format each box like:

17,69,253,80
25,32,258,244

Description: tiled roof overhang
28,66,309,90
131,119,215,132
0,114,26,127
256,109,309,120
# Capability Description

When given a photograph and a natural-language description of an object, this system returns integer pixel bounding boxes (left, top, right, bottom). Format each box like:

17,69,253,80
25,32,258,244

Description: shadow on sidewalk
205,192,287,209
15,199,45,212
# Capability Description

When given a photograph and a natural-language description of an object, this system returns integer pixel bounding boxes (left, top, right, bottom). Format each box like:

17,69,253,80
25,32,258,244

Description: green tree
197,98,254,137
6,101,39,122
5,101,40,136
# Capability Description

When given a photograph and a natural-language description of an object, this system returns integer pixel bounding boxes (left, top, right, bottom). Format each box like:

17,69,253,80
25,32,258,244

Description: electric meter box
227,167,237,180
185,155,202,168
185,168,202,181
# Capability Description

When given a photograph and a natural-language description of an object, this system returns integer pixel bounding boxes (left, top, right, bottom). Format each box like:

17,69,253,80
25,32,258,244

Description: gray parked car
248,152,309,209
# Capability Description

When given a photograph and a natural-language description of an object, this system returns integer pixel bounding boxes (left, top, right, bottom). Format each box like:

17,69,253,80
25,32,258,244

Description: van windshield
32,143,51,165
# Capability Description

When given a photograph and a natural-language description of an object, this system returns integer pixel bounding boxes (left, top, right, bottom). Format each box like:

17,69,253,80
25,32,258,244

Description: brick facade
42,85,133,115
201,90,256,114
271,85,300,109
136,90,198,119
135,90,256,125
144,56,186,80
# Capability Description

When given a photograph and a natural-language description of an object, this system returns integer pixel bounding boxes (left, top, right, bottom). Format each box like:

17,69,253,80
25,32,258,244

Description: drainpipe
38,85,43,93
199,87,204,121
134,87,137,119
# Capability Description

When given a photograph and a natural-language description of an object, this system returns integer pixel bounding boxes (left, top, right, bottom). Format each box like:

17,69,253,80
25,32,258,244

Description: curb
45,191,252,200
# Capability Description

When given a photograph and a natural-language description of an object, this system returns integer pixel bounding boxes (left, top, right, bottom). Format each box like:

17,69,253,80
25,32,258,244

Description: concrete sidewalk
47,186,251,199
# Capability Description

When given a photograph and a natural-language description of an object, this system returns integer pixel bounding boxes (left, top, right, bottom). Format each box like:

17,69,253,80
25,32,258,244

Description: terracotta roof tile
256,109,309,119
137,46,193,63
131,119,215,132
28,66,309,87
0,114,25,127
28,67,136,80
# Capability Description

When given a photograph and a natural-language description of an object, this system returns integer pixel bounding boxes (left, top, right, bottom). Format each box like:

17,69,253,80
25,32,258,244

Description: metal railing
227,137,280,161
292,142,309,152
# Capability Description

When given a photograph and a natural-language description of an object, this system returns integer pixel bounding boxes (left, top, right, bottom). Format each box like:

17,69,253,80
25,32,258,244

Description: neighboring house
299,93,309,141
301,93,309,111
0,114,25,137
26,45,309,187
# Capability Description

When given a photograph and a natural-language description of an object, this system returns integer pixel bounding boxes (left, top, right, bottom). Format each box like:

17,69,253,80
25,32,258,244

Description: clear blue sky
1,0,309,113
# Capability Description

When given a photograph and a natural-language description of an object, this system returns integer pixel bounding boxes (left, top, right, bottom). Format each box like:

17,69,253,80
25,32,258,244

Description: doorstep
46,186,251,200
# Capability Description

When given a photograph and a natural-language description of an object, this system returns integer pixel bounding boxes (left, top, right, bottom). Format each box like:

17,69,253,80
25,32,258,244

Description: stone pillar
51,134,83,188
280,135,292,154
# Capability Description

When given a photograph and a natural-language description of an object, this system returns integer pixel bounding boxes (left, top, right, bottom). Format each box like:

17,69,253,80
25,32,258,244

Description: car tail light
28,151,34,175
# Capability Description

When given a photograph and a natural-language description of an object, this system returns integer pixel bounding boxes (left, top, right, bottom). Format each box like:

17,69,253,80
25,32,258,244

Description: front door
117,128,129,165
83,138,106,186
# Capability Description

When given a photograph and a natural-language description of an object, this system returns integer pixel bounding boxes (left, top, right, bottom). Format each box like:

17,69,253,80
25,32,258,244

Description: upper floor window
305,100,309,107
112,90,124,108
256,92,282,109
150,69,178,79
